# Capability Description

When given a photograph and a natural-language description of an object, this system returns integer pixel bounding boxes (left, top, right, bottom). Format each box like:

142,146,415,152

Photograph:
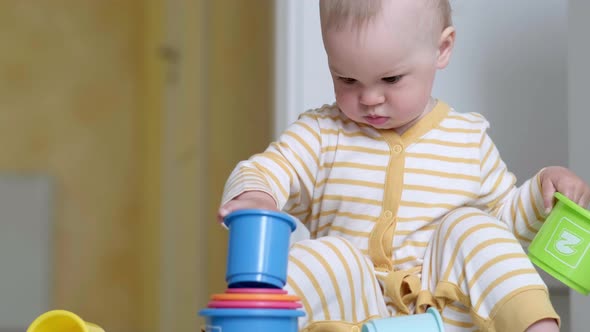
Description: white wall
434,1,568,181
300,1,333,112
275,0,568,183
568,0,590,330
274,1,334,138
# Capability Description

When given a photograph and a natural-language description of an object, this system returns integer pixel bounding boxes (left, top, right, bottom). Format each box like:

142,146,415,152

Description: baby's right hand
217,191,278,223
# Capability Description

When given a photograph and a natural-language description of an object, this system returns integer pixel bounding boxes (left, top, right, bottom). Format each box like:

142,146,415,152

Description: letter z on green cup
528,192,590,295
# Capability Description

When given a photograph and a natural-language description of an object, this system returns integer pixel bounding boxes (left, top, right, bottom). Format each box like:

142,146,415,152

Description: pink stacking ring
208,300,302,309
226,288,287,294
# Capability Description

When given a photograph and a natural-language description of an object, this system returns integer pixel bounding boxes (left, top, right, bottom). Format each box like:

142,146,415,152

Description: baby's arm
218,191,277,222
218,112,322,223
471,131,548,245
473,130,590,246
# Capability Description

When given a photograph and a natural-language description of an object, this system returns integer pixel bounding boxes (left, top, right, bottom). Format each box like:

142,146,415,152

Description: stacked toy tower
199,210,304,332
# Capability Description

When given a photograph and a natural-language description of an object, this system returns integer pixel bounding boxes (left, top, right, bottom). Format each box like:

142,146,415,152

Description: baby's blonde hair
320,0,452,31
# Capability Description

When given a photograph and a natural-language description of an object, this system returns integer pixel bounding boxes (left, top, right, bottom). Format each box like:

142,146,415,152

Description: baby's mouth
364,115,389,125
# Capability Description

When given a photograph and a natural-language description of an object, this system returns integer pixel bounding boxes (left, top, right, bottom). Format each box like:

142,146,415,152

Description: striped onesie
221,101,559,332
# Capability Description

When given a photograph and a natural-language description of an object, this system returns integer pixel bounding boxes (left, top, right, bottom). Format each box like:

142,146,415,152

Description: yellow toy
27,310,104,332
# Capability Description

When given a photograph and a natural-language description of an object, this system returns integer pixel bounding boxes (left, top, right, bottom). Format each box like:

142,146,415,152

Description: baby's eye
382,75,403,84
338,77,357,84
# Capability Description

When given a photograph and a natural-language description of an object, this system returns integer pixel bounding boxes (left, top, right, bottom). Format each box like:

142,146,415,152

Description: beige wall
161,1,275,330
0,1,273,331
203,0,275,298
0,2,144,331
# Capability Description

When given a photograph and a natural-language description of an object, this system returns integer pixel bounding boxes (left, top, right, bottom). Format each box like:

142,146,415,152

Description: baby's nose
360,89,385,106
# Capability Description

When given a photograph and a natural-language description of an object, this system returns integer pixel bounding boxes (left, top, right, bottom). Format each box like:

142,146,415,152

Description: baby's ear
436,26,456,69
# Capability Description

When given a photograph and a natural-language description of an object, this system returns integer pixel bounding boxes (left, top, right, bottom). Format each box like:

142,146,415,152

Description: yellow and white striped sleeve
474,131,547,245
221,111,322,214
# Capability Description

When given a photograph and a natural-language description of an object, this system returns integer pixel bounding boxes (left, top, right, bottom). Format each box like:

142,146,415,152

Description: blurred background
1,1,589,332
0,1,273,331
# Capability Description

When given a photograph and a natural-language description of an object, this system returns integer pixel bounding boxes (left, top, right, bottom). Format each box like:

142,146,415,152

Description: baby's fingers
579,191,590,210
541,177,557,213
217,207,230,223
575,182,590,209
217,201,244,223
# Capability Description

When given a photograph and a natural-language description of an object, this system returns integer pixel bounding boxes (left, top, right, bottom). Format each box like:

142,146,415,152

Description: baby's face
323,0,445,131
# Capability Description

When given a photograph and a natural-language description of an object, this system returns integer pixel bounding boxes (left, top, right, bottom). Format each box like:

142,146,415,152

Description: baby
219,0,590,331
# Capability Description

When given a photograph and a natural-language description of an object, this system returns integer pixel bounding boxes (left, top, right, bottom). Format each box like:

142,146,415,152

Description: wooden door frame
143,1,274,331
141,0,208,330
141,0,164,331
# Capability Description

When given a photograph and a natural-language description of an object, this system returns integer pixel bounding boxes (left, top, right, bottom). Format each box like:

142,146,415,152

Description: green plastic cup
528,192,590,295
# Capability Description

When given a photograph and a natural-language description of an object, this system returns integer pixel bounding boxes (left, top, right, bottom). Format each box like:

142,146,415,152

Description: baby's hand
217,191,278,223
540,166,590,213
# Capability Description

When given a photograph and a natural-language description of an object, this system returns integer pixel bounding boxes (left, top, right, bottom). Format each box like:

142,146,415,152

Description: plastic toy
202,208,447,331
224,209,297,289
200,209,304,332
200,308,304,332
27,310,104,332
528,192,590,295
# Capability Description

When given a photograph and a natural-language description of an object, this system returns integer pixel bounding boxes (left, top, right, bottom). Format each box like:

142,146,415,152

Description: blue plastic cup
362,308,445,332
199,308,304,332
224,209,297,288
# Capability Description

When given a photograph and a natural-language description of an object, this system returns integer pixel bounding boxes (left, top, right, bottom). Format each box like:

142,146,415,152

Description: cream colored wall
143,1,275,330
163,1,275,330
0,1,273,331
0,2,144,331
141,0,164,331
202,0,275,297
157,1,204,330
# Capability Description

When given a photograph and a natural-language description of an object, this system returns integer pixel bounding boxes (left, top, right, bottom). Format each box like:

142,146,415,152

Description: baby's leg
421,207,559,332
285,236,389,331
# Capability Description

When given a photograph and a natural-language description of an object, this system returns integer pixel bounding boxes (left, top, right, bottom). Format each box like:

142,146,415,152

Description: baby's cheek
395,93,428,118
335,91,356,108
334,88,350,100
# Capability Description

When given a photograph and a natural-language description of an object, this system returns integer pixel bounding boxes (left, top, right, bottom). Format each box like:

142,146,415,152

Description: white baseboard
0,176,53,328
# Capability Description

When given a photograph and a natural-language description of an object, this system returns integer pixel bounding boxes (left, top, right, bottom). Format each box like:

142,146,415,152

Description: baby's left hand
540,166,590,213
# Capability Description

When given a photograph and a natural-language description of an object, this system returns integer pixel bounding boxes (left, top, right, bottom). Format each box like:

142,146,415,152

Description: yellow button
351,327,360,332
393,144,403,153
384,210,393,219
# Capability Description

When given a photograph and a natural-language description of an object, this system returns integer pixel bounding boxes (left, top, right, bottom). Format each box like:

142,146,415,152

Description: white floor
550,290,570,332
540,268,571,332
